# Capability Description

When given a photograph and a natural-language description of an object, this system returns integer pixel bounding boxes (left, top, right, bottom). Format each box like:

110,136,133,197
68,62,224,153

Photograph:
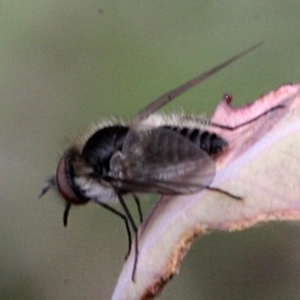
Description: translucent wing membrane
109,128,215,194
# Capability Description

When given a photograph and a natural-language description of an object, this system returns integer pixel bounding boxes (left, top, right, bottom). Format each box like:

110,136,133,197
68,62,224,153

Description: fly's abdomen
164,126,228,156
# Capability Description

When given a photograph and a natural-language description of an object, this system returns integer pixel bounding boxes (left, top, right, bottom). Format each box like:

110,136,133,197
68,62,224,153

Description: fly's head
56,147,93,206
39,125,130,225
56,146,115,226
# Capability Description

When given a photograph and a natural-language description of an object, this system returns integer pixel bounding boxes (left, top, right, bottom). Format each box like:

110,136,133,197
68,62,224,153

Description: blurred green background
1,1,300,299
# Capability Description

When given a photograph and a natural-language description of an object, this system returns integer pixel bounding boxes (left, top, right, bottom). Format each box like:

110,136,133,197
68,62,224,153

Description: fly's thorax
81,125,129,174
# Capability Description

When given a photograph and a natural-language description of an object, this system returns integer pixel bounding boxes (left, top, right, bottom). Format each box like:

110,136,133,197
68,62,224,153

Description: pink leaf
112,84,300,300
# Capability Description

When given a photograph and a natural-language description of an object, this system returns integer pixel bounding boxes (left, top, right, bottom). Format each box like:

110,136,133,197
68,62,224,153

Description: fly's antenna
134,42,263,124
38,176,56,198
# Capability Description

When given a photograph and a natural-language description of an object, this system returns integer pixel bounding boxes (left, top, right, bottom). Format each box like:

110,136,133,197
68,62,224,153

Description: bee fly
39,42,281,281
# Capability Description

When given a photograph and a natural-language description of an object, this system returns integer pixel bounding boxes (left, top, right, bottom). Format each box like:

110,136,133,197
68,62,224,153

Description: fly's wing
109,128,215,195
133,43,262,123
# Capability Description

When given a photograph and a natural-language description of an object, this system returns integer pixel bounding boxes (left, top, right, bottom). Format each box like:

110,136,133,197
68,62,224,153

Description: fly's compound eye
56,155,88,205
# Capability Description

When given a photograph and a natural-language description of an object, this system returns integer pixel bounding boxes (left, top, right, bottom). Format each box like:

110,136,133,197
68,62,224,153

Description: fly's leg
116,191,139,282
210,93,285,131
133,194,143,223
96,201,133,260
